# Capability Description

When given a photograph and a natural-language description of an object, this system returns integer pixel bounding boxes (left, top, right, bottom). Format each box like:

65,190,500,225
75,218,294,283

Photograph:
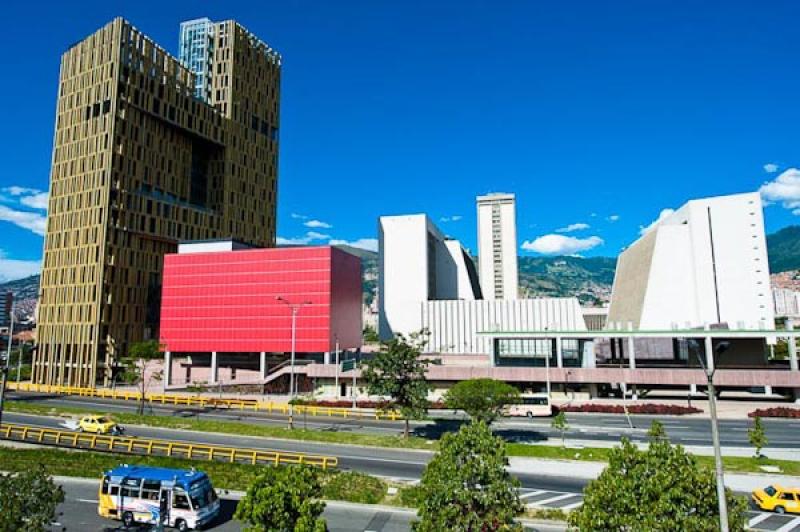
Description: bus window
142,480,160,501
101,476,109,495
110,485,120,496
121,478,141,498
173,491,191,510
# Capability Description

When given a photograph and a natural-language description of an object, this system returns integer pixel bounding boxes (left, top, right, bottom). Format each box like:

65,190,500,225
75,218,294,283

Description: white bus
503,393,553,418
99,465,220,531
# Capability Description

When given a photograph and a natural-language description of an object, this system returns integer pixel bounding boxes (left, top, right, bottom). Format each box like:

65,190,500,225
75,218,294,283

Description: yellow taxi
752,485,800,514
78,415,118,434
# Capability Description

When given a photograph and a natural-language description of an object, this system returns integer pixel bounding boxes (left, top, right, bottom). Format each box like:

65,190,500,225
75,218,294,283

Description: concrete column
689,383,698,396
704,336,715,372
164,351,172,387
588,383,599,398
787,319,798,372
324,351,331,365
260,352,267,380
764,385,773,396
555,337,563,368
627,322,636,370
584,340,596,369
210,352,219,384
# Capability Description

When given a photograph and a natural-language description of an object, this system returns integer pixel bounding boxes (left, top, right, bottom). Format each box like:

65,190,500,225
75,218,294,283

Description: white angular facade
378,214,481,341
477,193,519,300
609,192,774,330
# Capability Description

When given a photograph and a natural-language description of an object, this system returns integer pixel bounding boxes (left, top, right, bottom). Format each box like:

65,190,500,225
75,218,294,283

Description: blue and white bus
98,465,220,531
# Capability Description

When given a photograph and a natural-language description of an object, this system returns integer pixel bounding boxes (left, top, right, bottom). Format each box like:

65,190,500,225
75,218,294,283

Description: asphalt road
10,391,800,449
50,477,568,532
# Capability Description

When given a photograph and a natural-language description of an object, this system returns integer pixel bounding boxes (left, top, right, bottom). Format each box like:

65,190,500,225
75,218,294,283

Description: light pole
691,337,731,532
334,336,340,397
276,296,311,429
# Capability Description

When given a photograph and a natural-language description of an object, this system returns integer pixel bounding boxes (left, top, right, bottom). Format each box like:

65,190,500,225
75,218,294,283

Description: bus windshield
189,479,217,509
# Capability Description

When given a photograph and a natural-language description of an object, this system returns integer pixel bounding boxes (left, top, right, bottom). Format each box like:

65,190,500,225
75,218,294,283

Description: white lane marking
530,493,576,506
775,516,800,532
519,490,546,500
76,498,98,504
560,500,584,510
746,512,772,528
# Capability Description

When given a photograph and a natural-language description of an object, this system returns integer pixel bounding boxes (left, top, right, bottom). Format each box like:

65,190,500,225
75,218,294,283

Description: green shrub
398,485,425,508
322,472,386,504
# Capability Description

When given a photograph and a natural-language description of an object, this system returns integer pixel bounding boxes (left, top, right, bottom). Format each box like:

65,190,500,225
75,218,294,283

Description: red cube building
159,242,362,385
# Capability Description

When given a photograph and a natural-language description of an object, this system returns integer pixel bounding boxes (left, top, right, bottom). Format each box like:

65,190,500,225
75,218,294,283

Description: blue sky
2,1,800,280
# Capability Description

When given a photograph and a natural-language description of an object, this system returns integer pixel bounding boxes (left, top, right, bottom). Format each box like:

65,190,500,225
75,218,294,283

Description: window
142,480,161,501
780,492,795,501
110,485,120,496
173,492,191,510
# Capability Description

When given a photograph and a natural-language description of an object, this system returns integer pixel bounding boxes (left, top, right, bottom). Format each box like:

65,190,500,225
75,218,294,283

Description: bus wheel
526,411,534,419
175,518,189,532
122,511,134,527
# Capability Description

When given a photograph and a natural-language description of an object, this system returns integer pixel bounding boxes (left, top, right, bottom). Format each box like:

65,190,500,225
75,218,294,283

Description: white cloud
276,236,311,246
3,186,39,197
329,238,379,252
638,208,675,235
290,213,308,220
0,250,40,283
20,192,49,210
759,168,800,214
607,214,620,222
306,231,330,240
0,205,47,236
763,163,779,174
440,215,463,223
304,219,332,229
555,222,589,233
521,234,603,255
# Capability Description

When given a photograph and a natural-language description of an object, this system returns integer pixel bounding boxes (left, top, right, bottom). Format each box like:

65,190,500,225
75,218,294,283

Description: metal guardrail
0,422,339,470
7,382,401,421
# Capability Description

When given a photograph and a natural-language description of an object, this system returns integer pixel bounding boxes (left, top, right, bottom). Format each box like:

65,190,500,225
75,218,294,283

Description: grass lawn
6,400,800,476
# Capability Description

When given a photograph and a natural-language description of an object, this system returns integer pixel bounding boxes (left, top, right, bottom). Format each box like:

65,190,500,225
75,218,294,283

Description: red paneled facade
159,246,362,353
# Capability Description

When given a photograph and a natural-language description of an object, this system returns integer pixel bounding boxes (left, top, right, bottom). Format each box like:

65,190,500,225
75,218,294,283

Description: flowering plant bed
294,399,447,409
554,403,702,415
748,407,800,419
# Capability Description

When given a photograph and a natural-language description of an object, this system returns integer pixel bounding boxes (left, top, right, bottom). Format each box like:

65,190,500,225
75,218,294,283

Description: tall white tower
477,193,519,300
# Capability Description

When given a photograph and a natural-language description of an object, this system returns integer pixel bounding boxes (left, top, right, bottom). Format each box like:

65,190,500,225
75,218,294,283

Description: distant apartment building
34,17,281,387
477,193,519,300
378,214,481,341
773,287,800,318
608,192,773,330
0,292,11,328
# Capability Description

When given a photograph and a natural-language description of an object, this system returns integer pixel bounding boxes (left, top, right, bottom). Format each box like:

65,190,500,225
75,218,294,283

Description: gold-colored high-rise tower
34,17,280,386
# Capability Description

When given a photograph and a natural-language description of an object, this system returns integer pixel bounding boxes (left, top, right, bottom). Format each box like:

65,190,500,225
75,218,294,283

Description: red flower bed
748,407,800,419
298,399,447,409
554,403,702,415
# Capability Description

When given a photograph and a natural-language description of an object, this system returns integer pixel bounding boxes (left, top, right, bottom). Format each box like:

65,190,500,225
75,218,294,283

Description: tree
748,416,768,458
121,340,164,415
0,466,65,531
568,426,748,531
444,378,520,424
413,421,523,531
551,411,569,447
361,331,431,438
235,465,327,532
363,325,380,344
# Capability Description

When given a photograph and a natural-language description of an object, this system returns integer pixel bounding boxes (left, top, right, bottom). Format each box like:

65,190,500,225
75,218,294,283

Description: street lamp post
276,296,311,430
691,337,731,532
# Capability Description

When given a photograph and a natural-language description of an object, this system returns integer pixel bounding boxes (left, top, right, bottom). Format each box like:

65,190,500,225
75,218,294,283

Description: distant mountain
767,225,800,273
6,225,800,316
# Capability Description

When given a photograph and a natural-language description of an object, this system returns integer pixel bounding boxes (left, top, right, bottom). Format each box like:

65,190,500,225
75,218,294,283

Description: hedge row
748,407,800,419
555,403,703,415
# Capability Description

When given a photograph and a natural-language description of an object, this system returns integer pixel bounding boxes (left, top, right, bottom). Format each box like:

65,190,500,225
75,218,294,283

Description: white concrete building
609,192,774,330
477,193,519,300
378,214,481,341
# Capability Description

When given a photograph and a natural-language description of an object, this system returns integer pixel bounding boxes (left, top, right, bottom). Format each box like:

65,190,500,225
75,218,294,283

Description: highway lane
4,411,590,494
10,391,800,449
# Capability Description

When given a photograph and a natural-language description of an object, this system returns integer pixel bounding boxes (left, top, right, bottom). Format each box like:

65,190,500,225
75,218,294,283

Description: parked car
752,485,800,514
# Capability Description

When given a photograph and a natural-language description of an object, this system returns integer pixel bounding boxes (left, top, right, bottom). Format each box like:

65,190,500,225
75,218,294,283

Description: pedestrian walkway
519,488,583,511
747,511,800,532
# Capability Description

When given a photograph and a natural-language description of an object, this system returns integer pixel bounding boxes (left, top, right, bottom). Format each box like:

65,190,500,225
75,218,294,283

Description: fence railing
0,422,339,469
7,382,401,421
